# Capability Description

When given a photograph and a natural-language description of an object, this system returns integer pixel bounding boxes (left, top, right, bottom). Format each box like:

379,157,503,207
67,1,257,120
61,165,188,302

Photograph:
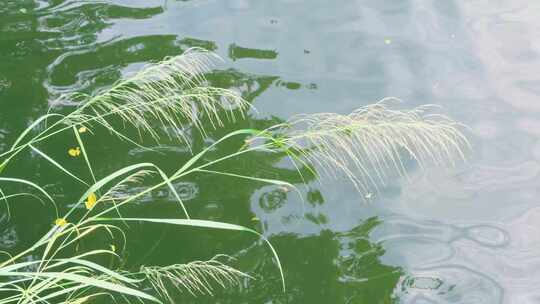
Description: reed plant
0,48,469,303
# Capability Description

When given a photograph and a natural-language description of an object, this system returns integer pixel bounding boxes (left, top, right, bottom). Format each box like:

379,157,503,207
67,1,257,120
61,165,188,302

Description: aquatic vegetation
56,48,250,145
141,255,251,300
265,100,470,193
0,49,468,303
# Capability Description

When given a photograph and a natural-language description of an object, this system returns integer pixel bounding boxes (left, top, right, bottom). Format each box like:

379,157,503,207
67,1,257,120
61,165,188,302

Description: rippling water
1,0,540,303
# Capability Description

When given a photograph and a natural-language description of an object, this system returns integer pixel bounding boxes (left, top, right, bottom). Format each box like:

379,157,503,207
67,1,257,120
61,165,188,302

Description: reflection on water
374,212,540,303
0,75,11,93
229,43,278,61
2,0,540,303
0,215,18,250
219,217,401,303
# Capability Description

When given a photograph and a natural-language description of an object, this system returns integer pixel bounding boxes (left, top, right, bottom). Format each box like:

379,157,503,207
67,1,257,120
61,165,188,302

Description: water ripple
368,208,540,303
396,265,503,304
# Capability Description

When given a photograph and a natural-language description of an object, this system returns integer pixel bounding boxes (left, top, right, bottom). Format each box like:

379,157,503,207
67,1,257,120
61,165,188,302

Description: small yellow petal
55,218,67,226
110,244,116,252
88,192,97,204
85,192,98,210
68,147,81,157
78,126,87,133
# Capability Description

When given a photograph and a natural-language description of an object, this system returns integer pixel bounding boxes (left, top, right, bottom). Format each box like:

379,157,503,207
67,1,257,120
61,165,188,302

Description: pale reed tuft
262,98,470,194
141,255,250,301
60,48,250,146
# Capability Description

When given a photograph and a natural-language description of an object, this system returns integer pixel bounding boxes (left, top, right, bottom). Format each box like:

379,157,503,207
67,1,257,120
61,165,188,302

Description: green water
2,1,540,303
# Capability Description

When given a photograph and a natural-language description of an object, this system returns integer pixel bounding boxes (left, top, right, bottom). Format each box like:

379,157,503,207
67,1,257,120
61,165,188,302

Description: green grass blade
48,257,139,284
154,167,190,219
10,113,65,150
196,168,298,191
95,217,286,292
29,145,89,186
0,177,57,217
73,126,97,185
0,160,6,175
66,163,158,218
195,168,305,216
174,129,261,177
0,260,43,273
0,271,161,303
0,187,8,219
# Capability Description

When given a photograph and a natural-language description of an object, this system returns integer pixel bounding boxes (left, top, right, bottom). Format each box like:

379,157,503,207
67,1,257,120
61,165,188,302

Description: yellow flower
68,147,81,157
110,244,116,252
85,192,98,210
78,126,87,133
55,218,67,226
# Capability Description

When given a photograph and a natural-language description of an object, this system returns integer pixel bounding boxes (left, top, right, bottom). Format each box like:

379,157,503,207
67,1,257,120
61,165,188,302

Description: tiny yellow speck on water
68,147,81,157
55,218,67,226
85,192,98,210
78,126,87,133
384,39,392,44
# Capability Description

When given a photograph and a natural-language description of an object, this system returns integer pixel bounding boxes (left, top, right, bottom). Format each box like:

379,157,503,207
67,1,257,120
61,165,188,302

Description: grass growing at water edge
0,48,469,303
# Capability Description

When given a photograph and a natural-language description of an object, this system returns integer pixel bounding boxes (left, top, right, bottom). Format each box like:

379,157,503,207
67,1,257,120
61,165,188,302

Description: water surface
1,1,540,303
